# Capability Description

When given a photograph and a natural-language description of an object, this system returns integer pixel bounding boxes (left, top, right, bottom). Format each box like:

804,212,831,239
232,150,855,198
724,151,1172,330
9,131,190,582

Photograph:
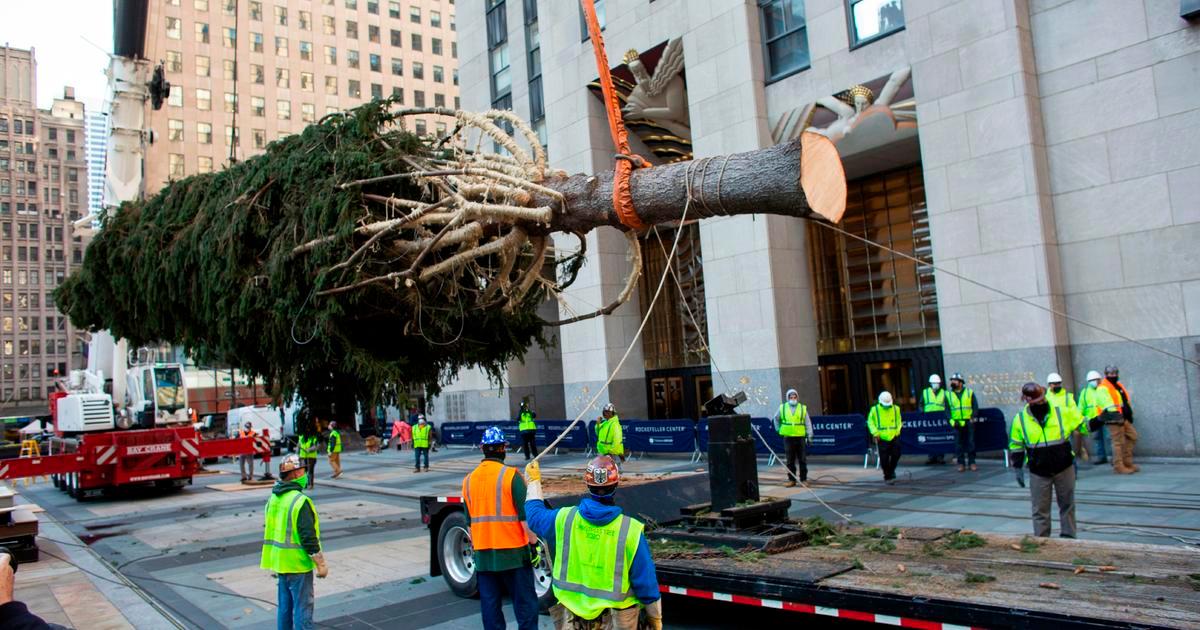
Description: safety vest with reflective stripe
1078,386,1103,420
413,424,431,448
462,461,526,551
239,428,257,439
1045,389,1077,414
552,506,644,621
1096,381,1126,420
947,389,974,426
327,429,342,453
922,388,947,412
298,435,318,459
519,411,536,432
777,403,808,437
260,489,320,573
868,404,902,442
596,416,624,456
1009,405,1088,453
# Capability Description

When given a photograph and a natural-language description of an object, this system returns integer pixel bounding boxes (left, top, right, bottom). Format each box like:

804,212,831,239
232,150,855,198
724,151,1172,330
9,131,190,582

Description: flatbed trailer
0,427,268,499
421,473,1200,629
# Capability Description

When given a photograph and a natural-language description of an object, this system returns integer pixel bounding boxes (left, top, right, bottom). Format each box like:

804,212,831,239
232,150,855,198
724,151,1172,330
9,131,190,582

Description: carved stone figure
622,38,690,141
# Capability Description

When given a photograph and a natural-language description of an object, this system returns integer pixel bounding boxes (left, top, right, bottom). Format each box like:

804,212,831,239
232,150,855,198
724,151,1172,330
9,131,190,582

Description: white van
226,405,285,455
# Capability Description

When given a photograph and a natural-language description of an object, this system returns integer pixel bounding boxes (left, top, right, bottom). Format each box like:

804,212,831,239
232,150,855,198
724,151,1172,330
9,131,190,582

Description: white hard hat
929,374,941,385
1047,372,1063,384
878,391,894,406
1086,370,1102,382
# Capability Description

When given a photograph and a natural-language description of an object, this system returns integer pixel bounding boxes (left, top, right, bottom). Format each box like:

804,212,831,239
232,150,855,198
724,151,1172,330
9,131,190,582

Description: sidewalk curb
37,513,183,630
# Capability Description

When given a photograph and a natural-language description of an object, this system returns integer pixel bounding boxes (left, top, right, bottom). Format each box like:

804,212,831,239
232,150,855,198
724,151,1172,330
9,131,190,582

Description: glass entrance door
864,359,916,411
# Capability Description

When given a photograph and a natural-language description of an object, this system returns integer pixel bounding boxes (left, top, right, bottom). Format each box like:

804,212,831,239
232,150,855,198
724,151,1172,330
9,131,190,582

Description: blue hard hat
481,426,506,445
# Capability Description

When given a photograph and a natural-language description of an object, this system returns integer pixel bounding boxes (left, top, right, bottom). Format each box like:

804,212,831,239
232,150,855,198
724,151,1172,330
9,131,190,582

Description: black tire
436,511,478,598
52,474,61,489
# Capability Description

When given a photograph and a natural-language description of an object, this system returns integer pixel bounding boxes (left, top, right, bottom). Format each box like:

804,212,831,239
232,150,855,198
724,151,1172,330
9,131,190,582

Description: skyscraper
0,46,91,413
141,0,460,192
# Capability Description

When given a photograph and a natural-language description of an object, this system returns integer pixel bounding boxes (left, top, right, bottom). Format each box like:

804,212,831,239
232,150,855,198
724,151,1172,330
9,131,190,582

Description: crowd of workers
258,365,1139,629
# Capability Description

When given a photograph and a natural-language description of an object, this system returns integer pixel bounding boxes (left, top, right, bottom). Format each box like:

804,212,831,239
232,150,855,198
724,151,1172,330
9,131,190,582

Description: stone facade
448,0,1200,455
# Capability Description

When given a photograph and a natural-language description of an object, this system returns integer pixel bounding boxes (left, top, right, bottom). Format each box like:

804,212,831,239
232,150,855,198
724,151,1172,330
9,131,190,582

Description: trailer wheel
52,474,61,489
65,474,78,499
531,537,556,611
436,512,478,598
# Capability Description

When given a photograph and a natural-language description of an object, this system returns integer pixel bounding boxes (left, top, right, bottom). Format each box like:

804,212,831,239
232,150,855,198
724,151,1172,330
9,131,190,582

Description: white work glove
645,599,663,630
525,461,544,501
311,552,329,578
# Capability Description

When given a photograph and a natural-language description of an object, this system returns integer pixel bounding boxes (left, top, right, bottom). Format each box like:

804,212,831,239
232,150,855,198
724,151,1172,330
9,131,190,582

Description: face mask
294,473,308,488
1030,402,1050,416
1107,375,1118,383
1088,380,1098,389
881,401,893,408
931,383,940,391
788,398,798,407
1050,385,1062,393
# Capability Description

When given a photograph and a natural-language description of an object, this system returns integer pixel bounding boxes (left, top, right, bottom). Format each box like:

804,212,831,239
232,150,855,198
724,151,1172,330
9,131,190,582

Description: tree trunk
539,132,845,234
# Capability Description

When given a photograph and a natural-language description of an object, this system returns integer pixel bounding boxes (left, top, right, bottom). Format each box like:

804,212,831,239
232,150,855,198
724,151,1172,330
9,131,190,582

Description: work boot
957,465,965,472
783,480,796,487
1113,462,1134,474
413,467,421,473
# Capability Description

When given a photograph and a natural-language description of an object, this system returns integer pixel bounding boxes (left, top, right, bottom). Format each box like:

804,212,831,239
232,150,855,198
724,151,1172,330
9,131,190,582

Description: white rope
529,165,695,463
751,423,853,523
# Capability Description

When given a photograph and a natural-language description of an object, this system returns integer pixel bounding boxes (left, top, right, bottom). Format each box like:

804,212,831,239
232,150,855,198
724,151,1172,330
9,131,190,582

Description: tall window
525,0,545,145
323,15,336,34
390,29,402,47
486,1,511,109
251,63,265,83
252,32,264,52
274,5,288,25
299,10,311,30
370,54,382,72
196,122,213,144
301,72,314,90
166,51,183,72
391,58,403,76
348,50,360,68
198,156,214,173
195,22,210,43
168,153,184,178
412,62,424,80
224,92,238,113
276,68,290,88
196,55,211,77
223,27,237,47
325,46,337,64
168,119,184,141
300,41,313,60
847,0,905,47
348,80,361,98
275,36,289,56
388,1,400,18
807,165,937,354
165,17,182,39
369,25,380,43
301,103,315,122
410,6,421,23
196,88,212,110
252,96,266,117
411,33,422,51
277,101,291,120
250,1,262,20
224,59,237,79
759,0,809,81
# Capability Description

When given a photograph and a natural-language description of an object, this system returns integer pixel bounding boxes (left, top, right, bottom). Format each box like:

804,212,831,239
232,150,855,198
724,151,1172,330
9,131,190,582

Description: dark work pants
477,566,539,630
302,457,316,488
520,430,537,460
954,422,976,466
784,437,807,482
414,447,429,469
879,438,901,480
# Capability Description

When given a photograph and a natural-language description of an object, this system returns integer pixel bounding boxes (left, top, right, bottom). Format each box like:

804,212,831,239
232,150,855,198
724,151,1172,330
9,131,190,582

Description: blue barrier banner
808,414,871,455
972,408,1009,453
440,422,478,446
899,412,957,454
623,420,696,453
536,421,590,450
898,408,1010,455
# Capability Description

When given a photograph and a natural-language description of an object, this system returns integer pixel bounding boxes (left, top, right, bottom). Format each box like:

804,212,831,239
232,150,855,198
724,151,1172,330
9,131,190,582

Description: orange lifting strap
580,0,650,231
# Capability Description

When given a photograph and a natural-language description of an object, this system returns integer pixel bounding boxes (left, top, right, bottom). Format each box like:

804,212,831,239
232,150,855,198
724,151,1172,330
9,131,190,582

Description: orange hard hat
584,455,620,488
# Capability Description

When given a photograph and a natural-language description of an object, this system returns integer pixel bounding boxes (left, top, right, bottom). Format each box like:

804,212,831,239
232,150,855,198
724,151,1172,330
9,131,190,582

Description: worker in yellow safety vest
297,429,319,489
773,388,813,486
517,401,538,461
596,403,625,462
1046,372,1087,471
868,391,903,484
922,374,948,465
947,373,980,472
261,454,328,629
1077,370,1110,466
1009,383,1096,538
412,415,432,473
326,421,343,479
524,455,663,630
